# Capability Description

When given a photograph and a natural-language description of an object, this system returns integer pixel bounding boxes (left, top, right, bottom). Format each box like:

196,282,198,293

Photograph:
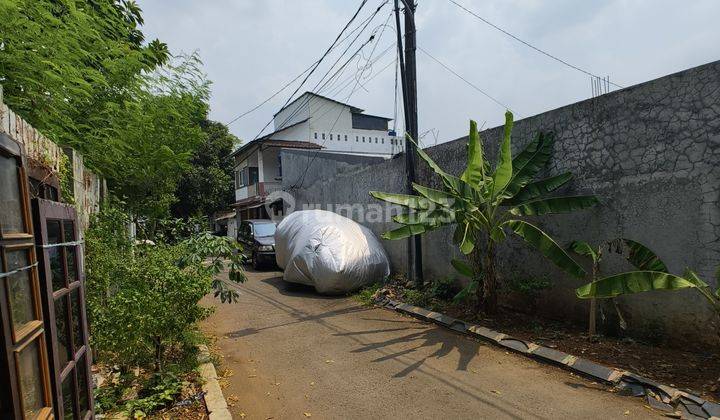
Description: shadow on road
348,327,481,377
260,275,343,299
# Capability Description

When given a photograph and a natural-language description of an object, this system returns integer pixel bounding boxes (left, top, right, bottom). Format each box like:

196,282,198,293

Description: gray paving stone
702,401,720,418
449,320,468,333
645,395,674,413
529,345,572,366
571,358,618,382
498,338,531,353
466,324,505,342
617,381,646,398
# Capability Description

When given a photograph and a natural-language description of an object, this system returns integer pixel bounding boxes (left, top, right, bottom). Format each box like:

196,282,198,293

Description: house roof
273,91,364,117
230,118,314,157
230,137,322,159
353,112,393,121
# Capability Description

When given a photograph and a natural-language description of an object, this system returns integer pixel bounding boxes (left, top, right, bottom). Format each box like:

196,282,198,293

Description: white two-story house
231,92,401,221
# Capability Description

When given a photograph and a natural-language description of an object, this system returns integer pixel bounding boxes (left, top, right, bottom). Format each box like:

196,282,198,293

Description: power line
270,1,389,135
250,0,372,140
446,0,624,89
225,2,390,126
418,46,514,113
226,64,315,126
291,18,395,190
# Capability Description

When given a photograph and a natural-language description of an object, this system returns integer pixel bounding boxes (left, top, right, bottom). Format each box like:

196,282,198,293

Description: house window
355,136,358,142
375,137,378,143
344,135,348,141
322,133,325,140
362,137,365,142
314,132,317,139
277,153,282,178
382,138,384,144
330,134,333,140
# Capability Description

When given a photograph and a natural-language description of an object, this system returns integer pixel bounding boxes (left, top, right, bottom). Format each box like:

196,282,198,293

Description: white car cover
275,210,390,294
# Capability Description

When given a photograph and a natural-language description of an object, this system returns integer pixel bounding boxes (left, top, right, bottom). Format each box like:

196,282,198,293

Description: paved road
201,269,658,419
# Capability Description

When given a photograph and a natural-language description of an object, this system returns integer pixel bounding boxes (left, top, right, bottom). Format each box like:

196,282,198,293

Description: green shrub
85,206,245,372
404,289,430,308
430,277,459,301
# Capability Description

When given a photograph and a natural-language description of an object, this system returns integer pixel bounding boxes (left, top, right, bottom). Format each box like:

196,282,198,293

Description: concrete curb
198,345,233,420
380,298,720,420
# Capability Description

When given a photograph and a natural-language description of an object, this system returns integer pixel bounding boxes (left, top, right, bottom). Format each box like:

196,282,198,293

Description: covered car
275,210,390,294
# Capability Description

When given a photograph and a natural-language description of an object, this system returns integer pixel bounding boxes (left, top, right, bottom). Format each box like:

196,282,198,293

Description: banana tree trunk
469,247,484,313
589,262,597,335
483,241,498,314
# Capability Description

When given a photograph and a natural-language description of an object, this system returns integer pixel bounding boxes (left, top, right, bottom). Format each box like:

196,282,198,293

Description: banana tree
569,238,668,335
576,262,720,324
370,111,599,314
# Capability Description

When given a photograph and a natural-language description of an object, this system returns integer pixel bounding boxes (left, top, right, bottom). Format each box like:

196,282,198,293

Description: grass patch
354,282,383,306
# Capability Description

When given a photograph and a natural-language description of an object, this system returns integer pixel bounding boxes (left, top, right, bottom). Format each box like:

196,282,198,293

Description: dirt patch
373,282,720,402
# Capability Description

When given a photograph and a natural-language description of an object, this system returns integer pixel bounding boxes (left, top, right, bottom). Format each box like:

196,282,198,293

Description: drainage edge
198,345,233,419
379,298,720,420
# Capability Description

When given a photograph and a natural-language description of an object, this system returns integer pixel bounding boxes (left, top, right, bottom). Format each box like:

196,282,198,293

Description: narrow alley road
201,269,658,419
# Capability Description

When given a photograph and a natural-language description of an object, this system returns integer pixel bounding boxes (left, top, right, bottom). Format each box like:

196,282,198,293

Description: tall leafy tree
107,54,211,219
0,0,169,170
172,120,239,220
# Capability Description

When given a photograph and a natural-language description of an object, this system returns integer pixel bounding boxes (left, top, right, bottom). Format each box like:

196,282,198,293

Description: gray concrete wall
282,60,720,347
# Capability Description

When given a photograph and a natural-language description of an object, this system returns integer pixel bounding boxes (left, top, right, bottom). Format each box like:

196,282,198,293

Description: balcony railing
235,181,282,202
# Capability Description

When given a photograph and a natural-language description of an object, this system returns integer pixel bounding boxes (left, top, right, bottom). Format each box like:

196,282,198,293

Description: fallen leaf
624,410,630,416
491,390,501,395
325,360,334,364
248,375,257,378
239,414,246,419
310,382,315,386
304,412,312,417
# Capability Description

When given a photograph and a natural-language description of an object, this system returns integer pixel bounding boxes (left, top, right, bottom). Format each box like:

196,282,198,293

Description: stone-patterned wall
0,87,104,234
284,60,720,346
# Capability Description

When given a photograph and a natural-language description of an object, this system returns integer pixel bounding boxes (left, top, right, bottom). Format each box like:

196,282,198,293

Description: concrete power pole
394,0,423,287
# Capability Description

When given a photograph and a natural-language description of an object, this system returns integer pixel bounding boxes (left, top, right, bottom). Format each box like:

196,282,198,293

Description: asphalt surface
201,268,659,419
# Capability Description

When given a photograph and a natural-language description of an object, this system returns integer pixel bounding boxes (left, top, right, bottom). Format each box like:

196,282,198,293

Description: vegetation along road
202,268,658,419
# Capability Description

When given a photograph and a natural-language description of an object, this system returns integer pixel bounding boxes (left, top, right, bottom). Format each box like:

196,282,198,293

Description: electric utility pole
394,0,423,287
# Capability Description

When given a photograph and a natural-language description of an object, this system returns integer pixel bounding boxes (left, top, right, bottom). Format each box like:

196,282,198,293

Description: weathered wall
0,87,105,235
283,60,720,346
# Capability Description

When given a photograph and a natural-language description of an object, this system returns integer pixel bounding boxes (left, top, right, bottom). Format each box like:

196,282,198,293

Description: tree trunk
483,241,498,314
588,262,598,336
154,336,163,373
469,247,484,313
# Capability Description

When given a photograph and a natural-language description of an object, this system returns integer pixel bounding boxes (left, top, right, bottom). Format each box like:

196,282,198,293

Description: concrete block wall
283,60,720,347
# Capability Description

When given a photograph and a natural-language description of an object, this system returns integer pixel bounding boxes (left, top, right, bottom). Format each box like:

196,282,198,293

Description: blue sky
137,0,720,145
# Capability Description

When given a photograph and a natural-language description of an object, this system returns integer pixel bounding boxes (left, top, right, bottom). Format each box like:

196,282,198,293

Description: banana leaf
381,223,430,240
504,132,555,196
568,240,598,263
503,172,573,205
456,222,475,254
451,258,473,277
460,120,487,187
491,111,514,198
369,191,431,210
504,220,586,278
412,183,454,207
617,238,668,272
415,145,481,199
393,208,455,226
576,271,699,299
510,195,598,216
